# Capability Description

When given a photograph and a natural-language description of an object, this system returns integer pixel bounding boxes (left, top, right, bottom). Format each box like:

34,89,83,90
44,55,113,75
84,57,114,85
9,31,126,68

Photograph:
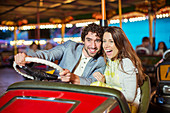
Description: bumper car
150,49,170,112
0,57,150,113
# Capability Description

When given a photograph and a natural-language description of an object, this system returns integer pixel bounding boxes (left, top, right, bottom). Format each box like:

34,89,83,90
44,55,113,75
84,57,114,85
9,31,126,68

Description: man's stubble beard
84,47,100,57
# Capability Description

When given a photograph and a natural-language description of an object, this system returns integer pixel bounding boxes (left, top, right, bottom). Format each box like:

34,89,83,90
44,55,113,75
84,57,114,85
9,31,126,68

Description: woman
91,26,146,113
154,41,167,56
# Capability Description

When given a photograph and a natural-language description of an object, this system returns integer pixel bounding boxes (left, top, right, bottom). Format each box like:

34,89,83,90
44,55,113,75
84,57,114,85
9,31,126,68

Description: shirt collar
81,52,92,60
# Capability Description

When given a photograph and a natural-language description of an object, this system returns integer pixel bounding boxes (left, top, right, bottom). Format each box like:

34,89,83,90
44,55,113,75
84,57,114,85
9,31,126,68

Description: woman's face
103,32,119,59
159,42,164,49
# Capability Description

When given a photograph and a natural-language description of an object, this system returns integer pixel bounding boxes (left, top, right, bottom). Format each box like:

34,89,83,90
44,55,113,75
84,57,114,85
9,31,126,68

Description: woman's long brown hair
103,26,146,86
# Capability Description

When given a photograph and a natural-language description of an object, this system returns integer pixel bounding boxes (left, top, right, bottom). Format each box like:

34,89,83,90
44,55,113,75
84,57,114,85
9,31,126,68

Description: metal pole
102,0,106,20
61,24,65,43
118,0,122,28
149,14,153,46
37,0,40,41
14,26,17,55
101,0,107,27
148,0,153,48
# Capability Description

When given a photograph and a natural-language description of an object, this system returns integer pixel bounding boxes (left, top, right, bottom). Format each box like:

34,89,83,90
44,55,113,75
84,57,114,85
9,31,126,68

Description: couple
14,23,145,112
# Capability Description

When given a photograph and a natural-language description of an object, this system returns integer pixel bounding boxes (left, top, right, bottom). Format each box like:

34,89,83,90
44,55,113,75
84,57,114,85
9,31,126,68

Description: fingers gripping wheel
13,57,63,80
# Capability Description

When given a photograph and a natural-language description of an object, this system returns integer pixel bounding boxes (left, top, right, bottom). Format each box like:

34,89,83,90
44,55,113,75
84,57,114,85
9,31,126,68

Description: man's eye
96,40,101,43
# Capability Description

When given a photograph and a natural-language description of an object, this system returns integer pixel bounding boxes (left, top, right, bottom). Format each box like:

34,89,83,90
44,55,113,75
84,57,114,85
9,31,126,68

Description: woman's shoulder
122,58,133,65
121,58,136,72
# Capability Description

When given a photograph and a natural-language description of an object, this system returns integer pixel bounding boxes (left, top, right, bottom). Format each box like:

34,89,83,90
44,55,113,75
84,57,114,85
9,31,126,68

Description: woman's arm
119,58,137,103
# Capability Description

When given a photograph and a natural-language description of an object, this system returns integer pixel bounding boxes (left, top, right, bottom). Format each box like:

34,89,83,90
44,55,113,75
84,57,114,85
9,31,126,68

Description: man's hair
81,23,103,41
142,37,149,42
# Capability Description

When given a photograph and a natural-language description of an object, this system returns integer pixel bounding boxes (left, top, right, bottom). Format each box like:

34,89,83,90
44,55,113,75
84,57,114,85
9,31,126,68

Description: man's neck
82,48,90,58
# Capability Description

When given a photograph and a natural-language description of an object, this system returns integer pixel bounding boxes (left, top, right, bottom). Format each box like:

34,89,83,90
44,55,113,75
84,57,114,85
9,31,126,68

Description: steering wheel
13,57,63,81
163,49,170,61
136,47,150,55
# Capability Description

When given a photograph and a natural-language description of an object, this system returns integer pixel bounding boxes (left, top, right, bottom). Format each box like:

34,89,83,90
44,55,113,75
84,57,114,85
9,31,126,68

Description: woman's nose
103,42,109,47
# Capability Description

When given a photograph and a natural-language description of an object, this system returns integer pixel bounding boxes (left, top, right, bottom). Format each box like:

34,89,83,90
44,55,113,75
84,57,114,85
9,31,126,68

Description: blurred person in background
136,37,153,55
27,42,39,55
154,41,167,56
45,42,54,50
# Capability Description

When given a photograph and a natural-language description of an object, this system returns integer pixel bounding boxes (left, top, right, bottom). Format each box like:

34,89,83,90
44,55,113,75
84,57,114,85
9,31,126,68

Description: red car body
0,81,130,113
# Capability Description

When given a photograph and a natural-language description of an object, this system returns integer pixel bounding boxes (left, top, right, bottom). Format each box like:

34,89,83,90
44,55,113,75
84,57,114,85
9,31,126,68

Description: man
14,23,106,85
136,37,153,55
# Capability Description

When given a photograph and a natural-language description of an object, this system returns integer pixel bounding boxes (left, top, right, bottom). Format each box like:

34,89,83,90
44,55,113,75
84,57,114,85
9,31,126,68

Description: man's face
143,41,150,47
83,31,102,57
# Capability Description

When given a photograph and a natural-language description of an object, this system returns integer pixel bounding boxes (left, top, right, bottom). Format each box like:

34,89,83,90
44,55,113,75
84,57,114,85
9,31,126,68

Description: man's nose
91,41,97,48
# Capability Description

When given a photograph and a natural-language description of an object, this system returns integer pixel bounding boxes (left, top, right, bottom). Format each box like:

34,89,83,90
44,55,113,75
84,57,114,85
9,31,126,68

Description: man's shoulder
95,56,105,63
64,40,83,46
62,40,84,53
64,40,76,45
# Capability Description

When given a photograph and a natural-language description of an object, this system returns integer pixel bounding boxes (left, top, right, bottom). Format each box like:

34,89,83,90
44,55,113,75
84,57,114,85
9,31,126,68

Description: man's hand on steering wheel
14,53,30,66
13,54,63,81
59,69,80,84
59,69,72,82
14,53,80,84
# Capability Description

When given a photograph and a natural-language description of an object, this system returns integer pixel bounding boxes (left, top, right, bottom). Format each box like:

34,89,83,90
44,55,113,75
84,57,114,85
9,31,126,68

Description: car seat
138,75,151,113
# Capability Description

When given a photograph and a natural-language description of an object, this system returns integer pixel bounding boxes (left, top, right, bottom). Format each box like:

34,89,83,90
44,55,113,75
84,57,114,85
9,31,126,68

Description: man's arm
77,57,106,85
27,41,73,62
59,67,106,85
14,42,66,66
79,64,106,85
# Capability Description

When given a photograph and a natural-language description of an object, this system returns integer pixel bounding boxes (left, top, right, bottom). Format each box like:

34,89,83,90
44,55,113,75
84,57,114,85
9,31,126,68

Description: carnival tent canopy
0,0,169,26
